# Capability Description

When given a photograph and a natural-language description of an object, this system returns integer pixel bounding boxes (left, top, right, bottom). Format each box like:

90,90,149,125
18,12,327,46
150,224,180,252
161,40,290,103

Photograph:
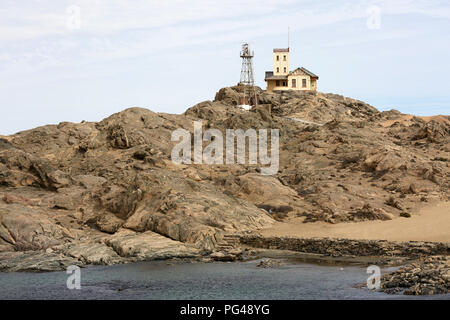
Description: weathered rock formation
0,85,448,272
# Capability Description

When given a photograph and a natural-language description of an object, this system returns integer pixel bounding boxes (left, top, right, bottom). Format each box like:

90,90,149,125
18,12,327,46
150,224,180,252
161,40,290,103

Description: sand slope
259,202,450,242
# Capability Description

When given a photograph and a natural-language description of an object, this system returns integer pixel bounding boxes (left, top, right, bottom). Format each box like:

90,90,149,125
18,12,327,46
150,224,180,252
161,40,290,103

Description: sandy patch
380,114,450,127
259,201,450,242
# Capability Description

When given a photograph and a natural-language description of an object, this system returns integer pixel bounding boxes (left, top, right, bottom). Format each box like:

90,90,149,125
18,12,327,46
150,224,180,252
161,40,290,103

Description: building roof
273,48,289,53
265,68,319,81
264,71,288,81
290,67,319,79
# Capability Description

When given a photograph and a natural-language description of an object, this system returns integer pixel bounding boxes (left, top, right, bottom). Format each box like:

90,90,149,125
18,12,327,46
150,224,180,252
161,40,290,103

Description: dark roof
273,48,289,53
290,67,319,79
264,71,288,81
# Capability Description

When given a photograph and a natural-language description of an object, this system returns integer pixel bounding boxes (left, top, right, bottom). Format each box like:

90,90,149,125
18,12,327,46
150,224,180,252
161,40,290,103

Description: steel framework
239,43,254,86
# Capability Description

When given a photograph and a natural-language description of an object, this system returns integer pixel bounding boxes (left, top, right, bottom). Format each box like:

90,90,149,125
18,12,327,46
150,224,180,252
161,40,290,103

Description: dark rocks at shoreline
210,250,242,262
381,256,449,295
240,236,449,258
256,258,283,268
240,235,449,295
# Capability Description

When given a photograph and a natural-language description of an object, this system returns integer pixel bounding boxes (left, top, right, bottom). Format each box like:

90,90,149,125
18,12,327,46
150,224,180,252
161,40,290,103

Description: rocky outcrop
121,171,274,251
0,251,80,272
63,241,125,265
211,234,243,261
0,204,74,251
104,230,200,260
0,86,448,272
381,256,449,295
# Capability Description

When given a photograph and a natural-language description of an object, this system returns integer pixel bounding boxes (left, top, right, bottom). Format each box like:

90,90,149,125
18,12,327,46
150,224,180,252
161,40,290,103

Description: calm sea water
0,259,448,300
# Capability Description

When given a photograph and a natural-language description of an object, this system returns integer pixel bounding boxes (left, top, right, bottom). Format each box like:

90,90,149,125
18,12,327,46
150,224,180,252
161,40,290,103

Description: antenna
239,43,254,86
238,42,258,108
288,26,290,49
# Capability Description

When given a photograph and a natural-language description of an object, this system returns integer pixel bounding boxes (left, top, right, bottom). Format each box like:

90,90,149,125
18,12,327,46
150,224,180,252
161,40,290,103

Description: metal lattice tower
239,43,254,86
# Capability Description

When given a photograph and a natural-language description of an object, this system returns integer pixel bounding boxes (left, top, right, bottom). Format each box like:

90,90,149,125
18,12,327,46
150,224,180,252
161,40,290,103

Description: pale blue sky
1,0,449,135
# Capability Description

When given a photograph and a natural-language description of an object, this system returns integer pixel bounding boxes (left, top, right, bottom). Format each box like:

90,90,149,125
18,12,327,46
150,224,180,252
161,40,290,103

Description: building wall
266,79,290,92
273,52,289,76
266,80,276,92
287,75,311,91
266,75,317,92
311,79,317,91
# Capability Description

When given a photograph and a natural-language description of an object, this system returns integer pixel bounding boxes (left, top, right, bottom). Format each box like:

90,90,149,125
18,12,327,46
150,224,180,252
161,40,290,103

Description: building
264,48,318,92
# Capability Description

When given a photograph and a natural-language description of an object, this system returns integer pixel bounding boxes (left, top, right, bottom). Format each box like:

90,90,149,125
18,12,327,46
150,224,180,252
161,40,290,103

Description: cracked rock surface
0,85,448,271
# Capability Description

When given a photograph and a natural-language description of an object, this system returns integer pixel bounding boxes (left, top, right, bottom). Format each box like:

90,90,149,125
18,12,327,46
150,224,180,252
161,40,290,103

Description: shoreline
1,202,448,295
238,236,449,258
1,231,449,273
3,257,445,300
3,235,447,272
1,235,448,296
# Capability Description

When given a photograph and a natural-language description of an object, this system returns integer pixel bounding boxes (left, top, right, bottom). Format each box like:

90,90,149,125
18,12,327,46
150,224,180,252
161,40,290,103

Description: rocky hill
0,85,449,271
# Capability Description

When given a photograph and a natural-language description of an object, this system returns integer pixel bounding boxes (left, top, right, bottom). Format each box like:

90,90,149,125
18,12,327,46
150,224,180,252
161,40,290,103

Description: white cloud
1,0,449,74
0,0,447,136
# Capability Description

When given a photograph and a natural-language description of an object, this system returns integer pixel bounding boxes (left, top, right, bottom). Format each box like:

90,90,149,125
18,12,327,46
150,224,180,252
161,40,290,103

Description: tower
239,43,254,86
273,48,290,76
238,43,257,108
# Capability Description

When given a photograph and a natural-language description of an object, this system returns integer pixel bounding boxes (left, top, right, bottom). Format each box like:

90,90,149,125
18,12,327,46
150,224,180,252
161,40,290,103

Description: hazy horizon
1,0,449,135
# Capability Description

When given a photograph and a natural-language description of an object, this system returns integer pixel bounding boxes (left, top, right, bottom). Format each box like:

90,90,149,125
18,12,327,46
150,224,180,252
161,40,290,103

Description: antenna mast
238,42,257,109
288,26,290,49
239,43,254,86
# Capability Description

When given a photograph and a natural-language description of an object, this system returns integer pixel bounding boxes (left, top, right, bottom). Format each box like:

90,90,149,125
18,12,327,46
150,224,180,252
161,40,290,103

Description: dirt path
259,201,450,242
285,116,323,126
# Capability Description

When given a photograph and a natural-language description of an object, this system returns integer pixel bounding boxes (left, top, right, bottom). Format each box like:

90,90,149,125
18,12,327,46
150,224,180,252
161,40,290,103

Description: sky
0,0,449,135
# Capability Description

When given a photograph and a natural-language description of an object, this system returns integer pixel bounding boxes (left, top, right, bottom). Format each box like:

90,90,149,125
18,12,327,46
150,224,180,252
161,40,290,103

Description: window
302,79,307,88
276,55,279,61
283,67,286,73
276,80,280,86
292,79,296,88
276,67,279,73
283,81,287,86
283,55,286,61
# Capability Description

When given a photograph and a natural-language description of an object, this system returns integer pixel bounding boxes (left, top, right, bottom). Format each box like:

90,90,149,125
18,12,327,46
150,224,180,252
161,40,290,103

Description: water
0,259,448,300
